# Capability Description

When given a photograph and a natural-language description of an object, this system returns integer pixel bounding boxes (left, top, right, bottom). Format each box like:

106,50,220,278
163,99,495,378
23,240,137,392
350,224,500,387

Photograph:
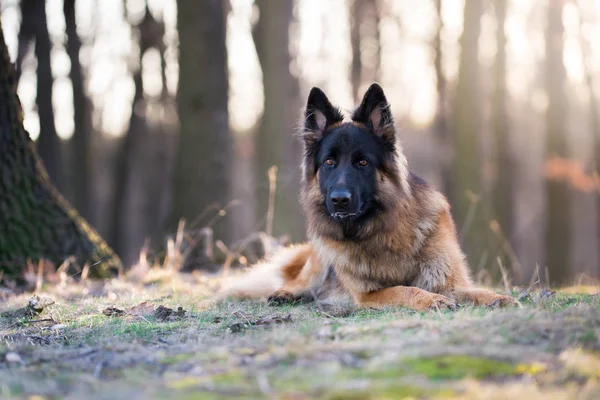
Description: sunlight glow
53,76,74,139
1,0,599,139
18,62,40,140
563,2,585,84
141,48,163,98
1,2,19,60
227,0,263,133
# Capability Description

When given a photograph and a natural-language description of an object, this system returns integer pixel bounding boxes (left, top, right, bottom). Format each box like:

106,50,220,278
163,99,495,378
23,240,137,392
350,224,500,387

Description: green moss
403,355,520,380
323,385,444,400
577,329,597,345
160,352,196,365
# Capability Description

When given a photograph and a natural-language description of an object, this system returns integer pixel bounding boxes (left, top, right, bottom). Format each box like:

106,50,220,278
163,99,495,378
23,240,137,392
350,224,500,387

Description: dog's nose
330,190,351,208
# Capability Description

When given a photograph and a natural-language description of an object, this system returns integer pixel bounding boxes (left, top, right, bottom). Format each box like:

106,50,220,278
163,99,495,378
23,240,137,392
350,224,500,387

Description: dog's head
299,83,409,239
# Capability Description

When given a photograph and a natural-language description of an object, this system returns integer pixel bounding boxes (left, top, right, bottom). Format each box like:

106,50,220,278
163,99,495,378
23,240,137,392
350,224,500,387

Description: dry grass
0,271,599,399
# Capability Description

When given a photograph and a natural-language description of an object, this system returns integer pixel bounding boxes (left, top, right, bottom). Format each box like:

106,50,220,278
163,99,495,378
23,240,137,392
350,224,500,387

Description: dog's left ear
352,83,394,143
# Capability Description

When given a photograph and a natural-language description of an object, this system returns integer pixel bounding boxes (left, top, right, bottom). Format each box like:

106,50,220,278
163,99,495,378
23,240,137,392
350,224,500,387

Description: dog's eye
324,158,335,167
358,159,369,167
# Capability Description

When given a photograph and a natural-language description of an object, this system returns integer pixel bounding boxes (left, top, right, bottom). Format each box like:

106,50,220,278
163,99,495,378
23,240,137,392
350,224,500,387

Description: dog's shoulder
408,171,449,216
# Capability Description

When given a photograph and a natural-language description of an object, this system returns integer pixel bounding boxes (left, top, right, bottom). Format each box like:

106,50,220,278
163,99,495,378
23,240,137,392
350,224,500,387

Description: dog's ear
302,87,344,141
352,83,394,143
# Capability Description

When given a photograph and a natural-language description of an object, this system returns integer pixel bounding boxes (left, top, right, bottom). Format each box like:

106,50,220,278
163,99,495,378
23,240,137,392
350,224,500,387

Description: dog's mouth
330,202,366,221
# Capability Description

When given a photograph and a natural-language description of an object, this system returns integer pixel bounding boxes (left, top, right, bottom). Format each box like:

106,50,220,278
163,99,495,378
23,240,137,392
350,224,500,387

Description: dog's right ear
302,87,343,141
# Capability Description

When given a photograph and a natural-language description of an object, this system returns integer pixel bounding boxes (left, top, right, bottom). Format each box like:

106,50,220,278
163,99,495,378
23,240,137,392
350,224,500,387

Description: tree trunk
491,0,514,280
111,6,176,267
577,2,600,279
22,0,65,193
252,0,304,241
433,0,452,197
350,0,380,103
111,53,145,265
545,0,570,284
0,22,121,279
452,1,488,272
173,0,231,243
14,0,35,81
350,0,363,103
64,0,94,222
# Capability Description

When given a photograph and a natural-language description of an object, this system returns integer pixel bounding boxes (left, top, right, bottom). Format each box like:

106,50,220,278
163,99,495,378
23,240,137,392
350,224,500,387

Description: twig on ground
266,166,278,238
497,257,512,295
459,190,479,243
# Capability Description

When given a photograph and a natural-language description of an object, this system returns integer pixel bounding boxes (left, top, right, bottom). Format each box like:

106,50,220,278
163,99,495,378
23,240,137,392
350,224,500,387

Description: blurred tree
433,0,452,196
491,0,514,279
350,0,380,103
64,0,94,222
545,0,570,283
14,0,33,80
452,1,488,270
112,5,176,266
16,0,64,192
350,0,362,103
0,22,121,279
173,0,232,243
577,2,600,272
252,0,304,240
350,0,381,103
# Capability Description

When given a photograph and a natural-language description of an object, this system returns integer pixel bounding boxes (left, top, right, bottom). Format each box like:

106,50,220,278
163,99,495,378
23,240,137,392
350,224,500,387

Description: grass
0,275,599,399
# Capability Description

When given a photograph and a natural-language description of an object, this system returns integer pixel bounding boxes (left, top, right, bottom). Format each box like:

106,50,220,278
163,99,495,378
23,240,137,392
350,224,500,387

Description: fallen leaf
126,301,155,317
153,305,186,322
228,322,247,333
255,314,292,326
1,295,55,319
29,296,55,312
103,307,125,317
227,314,292,333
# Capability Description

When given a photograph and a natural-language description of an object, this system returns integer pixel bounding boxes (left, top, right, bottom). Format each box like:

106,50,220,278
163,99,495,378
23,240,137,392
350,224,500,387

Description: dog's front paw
488,295,520,308
427,294,460,311
267,290,296,306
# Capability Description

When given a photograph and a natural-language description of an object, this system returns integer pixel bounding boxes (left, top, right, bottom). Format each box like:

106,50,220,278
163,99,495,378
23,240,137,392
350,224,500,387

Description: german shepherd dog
219,83,517,311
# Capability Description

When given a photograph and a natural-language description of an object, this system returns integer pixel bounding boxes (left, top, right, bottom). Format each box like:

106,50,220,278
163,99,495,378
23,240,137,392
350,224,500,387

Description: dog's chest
312,237,420,293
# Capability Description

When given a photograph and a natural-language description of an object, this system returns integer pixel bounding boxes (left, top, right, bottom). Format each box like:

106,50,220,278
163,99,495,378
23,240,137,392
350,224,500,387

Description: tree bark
433,0,452,197
110,48,145,264
252,0,304,241
0,22,121,279
350,0,363,103
545,0,570,284
111,6,176,267
64,0,94,222
173,0,232,243
350,0,380,103
14,0,35,81
22,0,65,192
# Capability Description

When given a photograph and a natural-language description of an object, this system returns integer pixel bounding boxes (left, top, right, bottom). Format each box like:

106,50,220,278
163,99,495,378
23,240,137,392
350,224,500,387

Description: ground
0,272,599,400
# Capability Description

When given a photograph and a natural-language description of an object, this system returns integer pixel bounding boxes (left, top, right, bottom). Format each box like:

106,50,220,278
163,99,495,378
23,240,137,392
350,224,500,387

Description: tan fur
219,91,517,311
219,167,517,310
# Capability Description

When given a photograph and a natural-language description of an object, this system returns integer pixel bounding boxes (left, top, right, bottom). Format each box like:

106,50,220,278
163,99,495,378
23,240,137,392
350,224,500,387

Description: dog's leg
354,286,459,311
448,287,518,307
268,252,323,305
268,280,311,305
